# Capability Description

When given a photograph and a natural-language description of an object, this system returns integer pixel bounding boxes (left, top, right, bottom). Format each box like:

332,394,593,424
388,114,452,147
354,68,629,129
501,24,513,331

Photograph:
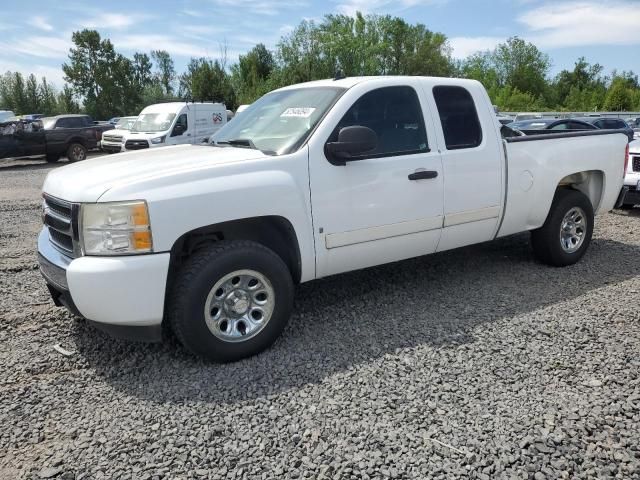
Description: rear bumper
37,228,168,342
621,186,640,206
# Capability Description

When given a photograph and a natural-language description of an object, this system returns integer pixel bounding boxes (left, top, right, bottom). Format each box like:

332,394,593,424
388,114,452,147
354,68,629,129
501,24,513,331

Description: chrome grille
103,134,122,143
125,139,149,150
43,195,78,257
633,156,640,173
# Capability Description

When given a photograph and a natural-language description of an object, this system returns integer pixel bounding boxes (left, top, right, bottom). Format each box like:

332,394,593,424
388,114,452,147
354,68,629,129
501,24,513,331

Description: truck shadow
72,233,640,405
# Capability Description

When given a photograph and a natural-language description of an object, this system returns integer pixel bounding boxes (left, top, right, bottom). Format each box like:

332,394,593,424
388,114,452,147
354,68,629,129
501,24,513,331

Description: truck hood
43,144,268,202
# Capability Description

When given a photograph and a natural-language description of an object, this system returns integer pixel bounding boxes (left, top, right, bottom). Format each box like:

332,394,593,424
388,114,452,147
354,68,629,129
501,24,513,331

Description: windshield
116,117,137,130
211,87,345,155
132,113,176,133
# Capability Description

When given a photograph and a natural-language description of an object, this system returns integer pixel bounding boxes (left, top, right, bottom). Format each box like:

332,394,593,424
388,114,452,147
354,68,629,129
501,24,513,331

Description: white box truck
123,102,226,151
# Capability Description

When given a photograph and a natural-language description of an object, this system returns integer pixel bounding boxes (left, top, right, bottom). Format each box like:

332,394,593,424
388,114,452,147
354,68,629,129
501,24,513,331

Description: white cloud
210,0,307,16
335,0,447,16
112,34,218,58
448,36,503,59
0,36,71,59
0,58,66,86
28,16,53,32
450,1,640,59
82,13,142,30
518,1,640,49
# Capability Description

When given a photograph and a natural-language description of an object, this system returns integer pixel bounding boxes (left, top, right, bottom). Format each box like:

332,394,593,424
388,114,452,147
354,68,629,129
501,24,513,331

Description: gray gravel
1,157,640,479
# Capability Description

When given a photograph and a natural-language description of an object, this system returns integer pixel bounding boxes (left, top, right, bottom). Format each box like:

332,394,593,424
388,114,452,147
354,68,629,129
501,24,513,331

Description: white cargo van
124,102,226,151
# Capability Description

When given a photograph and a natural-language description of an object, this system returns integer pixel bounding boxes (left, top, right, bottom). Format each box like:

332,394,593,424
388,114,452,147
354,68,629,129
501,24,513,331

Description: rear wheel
167,240,294,362
66,143,87,162
531,189,594,267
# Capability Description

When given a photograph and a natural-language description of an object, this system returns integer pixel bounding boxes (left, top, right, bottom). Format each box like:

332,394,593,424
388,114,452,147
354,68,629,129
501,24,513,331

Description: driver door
308,82,444,278
171,113,191,144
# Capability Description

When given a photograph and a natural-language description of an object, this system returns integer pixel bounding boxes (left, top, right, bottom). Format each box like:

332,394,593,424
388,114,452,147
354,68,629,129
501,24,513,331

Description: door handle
408,170,438,181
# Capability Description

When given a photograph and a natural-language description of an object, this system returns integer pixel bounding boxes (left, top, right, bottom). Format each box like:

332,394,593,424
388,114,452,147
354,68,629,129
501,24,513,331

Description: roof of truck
274,76,482,92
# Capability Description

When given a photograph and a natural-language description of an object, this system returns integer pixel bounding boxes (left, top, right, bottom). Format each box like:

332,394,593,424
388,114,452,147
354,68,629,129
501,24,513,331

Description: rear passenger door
309,82,444,277
428,84,503,252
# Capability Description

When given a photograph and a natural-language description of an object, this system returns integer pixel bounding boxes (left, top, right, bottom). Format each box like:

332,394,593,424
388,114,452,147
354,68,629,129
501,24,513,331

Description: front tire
531,189,594,267
167,241,294,362
66,143,87,162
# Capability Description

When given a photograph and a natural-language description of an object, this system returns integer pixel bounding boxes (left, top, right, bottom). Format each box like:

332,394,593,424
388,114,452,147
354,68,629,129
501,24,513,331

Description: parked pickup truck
0,114,112,162
37,76,628,362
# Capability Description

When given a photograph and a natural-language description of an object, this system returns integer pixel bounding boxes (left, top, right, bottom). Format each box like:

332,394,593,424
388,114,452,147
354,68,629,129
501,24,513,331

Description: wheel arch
65,137,90,152
167,215,302,286
557,169,604,212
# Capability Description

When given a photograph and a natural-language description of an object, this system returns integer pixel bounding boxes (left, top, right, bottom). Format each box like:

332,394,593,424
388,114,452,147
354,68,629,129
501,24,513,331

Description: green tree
493,37,550,99
179,58,235,108
63,29,135,118
604,77,633,111
230,43,276,104
151,50,175,96
39,77,58,114
552,57,604,108
24,74,40,113
57,85,80,114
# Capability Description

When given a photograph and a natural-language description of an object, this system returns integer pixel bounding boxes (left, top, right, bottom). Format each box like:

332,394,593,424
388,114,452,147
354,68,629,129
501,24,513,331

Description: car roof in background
509,119,555,127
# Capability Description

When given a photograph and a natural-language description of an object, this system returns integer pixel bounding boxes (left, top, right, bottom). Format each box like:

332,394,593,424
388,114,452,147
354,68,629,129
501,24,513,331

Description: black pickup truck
0,114,113,162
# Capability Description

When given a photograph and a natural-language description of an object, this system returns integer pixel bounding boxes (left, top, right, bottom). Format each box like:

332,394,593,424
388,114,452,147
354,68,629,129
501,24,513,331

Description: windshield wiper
212,138,276,155
215,138,258,150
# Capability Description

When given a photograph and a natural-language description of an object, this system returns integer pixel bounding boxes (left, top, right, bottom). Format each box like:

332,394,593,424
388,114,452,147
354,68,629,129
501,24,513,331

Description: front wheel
531,189,594,267
66,143,87,162
167,240,294,362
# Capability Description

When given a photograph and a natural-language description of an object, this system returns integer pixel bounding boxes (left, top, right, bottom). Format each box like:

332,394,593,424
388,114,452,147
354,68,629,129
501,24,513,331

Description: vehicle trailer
38,76,628,362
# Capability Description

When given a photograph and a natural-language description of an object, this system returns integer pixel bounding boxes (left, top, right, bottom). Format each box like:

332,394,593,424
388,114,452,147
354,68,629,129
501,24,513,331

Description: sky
2,0,640,87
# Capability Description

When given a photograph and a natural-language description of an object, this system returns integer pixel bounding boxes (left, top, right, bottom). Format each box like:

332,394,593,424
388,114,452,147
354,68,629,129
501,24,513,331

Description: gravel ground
1,157,640,479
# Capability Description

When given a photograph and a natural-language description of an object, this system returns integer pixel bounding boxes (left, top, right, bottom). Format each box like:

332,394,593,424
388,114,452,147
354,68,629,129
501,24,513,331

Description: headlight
81,201,153,255
150,135,165,144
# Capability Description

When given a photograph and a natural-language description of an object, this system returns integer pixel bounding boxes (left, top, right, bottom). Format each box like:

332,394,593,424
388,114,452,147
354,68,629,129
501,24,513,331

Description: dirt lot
1,157,639,479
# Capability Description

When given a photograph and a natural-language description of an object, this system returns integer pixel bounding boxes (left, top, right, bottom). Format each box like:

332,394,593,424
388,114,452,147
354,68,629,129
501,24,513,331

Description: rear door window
433,86,482,149
328,86,429,158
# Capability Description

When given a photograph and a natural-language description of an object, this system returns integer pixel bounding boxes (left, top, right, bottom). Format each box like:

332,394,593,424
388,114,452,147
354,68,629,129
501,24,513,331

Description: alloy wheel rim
204,269,275,343
73,145,85,161
559,206,587,253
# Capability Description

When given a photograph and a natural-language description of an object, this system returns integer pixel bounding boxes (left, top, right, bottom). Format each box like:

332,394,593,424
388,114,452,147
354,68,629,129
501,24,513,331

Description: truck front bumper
37,228,169,342
100,142,124,153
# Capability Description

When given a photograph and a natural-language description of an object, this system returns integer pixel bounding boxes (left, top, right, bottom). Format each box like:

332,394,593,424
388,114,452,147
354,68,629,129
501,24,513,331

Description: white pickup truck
38,76,628,362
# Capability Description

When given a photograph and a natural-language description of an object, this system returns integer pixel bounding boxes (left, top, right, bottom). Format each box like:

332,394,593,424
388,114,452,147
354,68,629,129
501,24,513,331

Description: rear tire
531,189,594,267
66,143,87,162
167,240,294,362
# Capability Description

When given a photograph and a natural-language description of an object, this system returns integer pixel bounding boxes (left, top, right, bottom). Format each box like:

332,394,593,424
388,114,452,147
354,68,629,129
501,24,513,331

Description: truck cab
124,102,227,151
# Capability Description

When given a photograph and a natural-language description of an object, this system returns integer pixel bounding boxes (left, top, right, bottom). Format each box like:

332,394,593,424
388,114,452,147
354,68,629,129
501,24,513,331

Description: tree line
2,12,640,119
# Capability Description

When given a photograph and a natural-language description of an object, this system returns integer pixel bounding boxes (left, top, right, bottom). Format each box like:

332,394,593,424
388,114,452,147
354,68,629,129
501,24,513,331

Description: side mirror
172,124,185,136
325,126,378,165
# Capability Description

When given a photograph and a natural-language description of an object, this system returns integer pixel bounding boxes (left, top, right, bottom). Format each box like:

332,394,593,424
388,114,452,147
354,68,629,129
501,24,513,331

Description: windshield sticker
281,107,316,118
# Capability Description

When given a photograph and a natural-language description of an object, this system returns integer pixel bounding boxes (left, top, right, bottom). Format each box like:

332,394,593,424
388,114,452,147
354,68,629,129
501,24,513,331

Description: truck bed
498,129,628,238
